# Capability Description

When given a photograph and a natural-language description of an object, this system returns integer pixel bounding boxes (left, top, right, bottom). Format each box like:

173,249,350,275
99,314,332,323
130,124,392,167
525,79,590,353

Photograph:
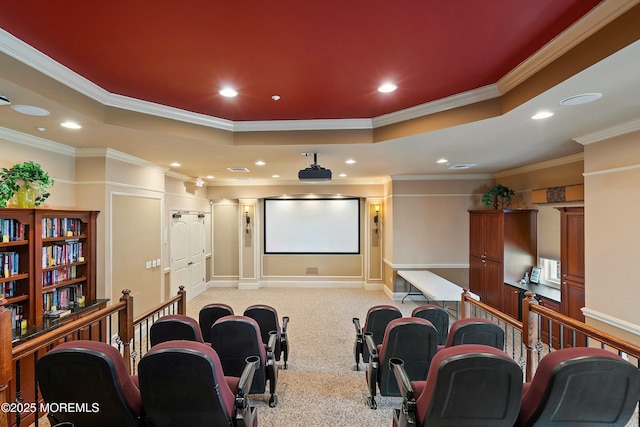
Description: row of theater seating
354,304,640,426
37,339,259,427
354,304,504,408
36,303,289,427
390,344,640,426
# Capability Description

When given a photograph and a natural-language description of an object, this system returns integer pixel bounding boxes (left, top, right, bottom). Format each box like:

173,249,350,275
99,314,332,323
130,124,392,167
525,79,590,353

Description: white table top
398,270,479,302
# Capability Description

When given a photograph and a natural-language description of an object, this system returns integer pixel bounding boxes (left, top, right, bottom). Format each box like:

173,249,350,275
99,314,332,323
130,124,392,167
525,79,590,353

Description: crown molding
76,147,169,172
493,153,584,178
497,0,640,94
233,118,373,132
391,174,493,181
573,118,640,145
206,176,388,187
0,125,76,156
582,307,640,337
372,85,501,128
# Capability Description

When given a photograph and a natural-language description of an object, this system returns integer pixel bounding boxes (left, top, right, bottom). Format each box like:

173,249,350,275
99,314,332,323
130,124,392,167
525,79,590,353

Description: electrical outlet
152,259,157,268
145,261,152,269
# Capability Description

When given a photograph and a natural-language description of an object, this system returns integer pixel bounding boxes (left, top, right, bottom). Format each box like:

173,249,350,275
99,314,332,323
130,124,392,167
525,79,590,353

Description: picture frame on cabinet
530,266,542,284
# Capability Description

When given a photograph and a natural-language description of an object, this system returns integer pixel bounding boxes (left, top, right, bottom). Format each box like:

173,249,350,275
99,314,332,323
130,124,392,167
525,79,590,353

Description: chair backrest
517,347,640,427
149,314,204,346
445,317,505,349
378,317,438,396
362,305,402,362
198,303,234,343
36,340,142,427
412,305,449,345
244,304,280,343
210,315,267,394
138,340,237,427
418,344,523,427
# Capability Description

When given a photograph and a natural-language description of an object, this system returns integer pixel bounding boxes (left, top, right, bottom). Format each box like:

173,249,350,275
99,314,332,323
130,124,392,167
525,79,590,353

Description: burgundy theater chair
211,315,279,407
243,304,290,369
390,344,523,427
149,314,204,347
517,347,640,427
198,303,234,344
411,304,449,345
365,317,438,409
440,317,505,350
138,340,259,427
353,304,402,370
36,340,143,427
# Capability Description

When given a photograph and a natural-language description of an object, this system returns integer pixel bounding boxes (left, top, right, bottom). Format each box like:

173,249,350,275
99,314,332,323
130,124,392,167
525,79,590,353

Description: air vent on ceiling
227,167,250,173
448,164,477,170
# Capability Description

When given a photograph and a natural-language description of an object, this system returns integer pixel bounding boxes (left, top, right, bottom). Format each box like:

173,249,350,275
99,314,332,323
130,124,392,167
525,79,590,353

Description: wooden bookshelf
0,208,99,333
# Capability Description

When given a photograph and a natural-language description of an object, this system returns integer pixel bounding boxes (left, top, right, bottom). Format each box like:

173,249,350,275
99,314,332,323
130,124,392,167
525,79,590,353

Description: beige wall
583,130,640,345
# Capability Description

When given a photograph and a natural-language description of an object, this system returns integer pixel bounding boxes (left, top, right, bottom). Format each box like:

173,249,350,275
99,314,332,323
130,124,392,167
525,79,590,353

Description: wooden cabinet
558,207,585,347
502,284,520,320
539,296,561,349
469,209,537,310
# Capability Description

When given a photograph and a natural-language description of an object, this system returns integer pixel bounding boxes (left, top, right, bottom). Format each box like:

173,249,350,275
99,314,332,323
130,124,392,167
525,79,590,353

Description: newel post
0,299,13,427
177,286,187,315
119,289,134,375
461,289,471,319
522,291,539,382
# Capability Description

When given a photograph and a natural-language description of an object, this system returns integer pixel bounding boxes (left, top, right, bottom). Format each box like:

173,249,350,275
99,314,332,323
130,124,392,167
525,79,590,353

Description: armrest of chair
389,358,417,427
353,317,362,336
281,316,289,335
235,356,259,427
364,331,378,363
266,331,278,362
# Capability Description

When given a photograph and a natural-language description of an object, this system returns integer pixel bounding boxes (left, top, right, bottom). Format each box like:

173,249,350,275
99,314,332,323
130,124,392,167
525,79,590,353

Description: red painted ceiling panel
0,1,603,121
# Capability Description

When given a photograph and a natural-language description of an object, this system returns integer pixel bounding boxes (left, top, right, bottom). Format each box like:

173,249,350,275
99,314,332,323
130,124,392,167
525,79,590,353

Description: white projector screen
264,198,360,254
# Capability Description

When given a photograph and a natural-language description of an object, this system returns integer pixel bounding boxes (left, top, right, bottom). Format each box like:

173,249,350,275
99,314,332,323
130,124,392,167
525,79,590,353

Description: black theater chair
244,304,290,369
352,304,402,370
516,347,640,426
36,340,143,427
440,317,504,350
365,317,438,409
198,303,234,343
139,340,259,427
149,313,204,346
411,304,449,345
211,315,279,407
390,344,523,427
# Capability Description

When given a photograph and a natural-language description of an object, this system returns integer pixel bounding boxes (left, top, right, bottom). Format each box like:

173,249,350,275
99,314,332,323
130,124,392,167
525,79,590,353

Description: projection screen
264,198,360,254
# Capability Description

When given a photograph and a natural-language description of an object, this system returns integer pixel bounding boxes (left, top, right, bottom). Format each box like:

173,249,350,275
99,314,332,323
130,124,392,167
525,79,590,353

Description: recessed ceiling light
206,175,214,179
60,121,82,129
255,160,266,166
11,105,50,116
272,174,280,178
437,158,448,164
559,92,602,106
378,82,397,93
531,111,554,120
339,173,347,177
449,164,477,170
272,95,281,101
35,127,46,132
219,87,238,98
345,159,356,164
170,162,181,167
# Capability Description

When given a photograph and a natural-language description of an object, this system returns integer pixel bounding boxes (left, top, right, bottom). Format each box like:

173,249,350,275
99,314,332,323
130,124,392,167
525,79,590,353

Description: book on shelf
1,218,25,242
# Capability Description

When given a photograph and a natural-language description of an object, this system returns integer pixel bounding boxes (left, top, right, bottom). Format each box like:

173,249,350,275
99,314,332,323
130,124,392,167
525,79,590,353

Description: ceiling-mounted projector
299,152,332,182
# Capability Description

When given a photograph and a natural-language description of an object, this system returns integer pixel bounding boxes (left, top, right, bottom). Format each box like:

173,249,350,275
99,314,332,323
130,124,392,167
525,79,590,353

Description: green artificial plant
0,161,54,207
482,184,515,209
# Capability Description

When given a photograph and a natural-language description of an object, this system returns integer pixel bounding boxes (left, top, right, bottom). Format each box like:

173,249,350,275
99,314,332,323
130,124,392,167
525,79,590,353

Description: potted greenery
0,161,54,208
482,184,515,209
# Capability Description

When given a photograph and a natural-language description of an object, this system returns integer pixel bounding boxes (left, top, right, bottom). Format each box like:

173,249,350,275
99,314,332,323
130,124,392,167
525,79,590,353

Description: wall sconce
245,206,251,233
374,205,380,234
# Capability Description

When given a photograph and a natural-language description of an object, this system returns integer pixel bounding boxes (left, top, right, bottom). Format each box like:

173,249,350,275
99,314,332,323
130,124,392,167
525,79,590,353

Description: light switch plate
145,261,152,269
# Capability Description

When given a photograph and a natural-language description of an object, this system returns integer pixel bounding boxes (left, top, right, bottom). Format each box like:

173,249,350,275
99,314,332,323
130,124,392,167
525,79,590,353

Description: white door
170,213,205,299
188,214,206,296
